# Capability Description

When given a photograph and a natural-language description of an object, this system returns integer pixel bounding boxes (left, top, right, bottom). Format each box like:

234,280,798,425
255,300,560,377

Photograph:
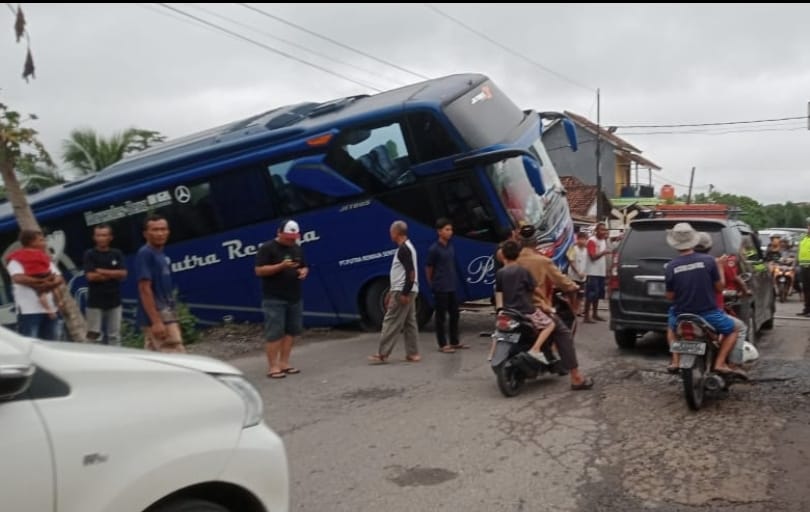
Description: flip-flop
367,354,389,365
438,346,456,353
450,343,470,350
715,367,748,380
571,377,594,391
267,371,286,379
282,367,301,374
666,365,679,374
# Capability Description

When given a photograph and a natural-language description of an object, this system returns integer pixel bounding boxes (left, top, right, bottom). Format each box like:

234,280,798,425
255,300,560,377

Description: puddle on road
385,465,458,487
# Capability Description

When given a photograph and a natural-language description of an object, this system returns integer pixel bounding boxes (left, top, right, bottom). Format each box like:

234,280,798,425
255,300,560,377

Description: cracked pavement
232,300,810,511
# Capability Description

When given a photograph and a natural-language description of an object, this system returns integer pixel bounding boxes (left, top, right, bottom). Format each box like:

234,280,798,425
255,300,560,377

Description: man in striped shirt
368,220,422,364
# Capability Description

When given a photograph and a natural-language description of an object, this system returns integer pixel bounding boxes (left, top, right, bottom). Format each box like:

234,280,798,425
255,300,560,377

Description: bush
119,293,200,347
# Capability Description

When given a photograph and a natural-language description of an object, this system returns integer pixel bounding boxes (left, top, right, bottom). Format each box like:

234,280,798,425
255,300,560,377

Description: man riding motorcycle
664,223,743,378
515,225,593,391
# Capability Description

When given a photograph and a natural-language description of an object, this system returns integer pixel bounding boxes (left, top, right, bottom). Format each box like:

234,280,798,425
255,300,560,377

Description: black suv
609,217,775,348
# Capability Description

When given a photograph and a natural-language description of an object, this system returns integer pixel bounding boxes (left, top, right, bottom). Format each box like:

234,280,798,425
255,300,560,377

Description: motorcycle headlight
216,375,264,428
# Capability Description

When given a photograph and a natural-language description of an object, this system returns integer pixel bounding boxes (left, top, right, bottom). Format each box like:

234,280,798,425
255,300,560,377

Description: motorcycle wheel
496,361,525,397
779,283,788,303
681,355,707,411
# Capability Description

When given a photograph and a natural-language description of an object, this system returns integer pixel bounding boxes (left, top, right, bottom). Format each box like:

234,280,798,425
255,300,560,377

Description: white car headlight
217,375,264,428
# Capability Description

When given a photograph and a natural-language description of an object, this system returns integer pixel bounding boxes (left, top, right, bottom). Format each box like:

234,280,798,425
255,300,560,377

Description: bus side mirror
562,118,578,152
286,156,363,198
522,156,546,195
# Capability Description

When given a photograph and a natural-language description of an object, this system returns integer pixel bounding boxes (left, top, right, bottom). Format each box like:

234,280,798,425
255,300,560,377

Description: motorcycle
773,257,795,303
670,289,759,410
490,292,575,397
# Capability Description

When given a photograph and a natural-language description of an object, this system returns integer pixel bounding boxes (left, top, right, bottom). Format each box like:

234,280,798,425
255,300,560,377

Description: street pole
686,166,696,204
595,88,601,221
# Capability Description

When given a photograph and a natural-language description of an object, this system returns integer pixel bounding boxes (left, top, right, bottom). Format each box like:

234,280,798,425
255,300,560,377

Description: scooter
490,293,575,397
773,257,795,303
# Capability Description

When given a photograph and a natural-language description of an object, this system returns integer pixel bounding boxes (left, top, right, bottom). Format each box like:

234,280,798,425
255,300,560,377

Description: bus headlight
217,375,264,428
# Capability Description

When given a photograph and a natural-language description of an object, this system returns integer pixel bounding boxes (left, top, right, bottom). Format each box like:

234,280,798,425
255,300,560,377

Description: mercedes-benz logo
174,185,191,204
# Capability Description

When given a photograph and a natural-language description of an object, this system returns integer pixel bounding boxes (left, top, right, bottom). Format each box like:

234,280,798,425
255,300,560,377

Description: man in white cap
255,219,309,379
664,222,742,377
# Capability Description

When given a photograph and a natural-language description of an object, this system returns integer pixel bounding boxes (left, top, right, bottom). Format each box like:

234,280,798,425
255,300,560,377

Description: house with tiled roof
543,111,662,201
560,176,611,224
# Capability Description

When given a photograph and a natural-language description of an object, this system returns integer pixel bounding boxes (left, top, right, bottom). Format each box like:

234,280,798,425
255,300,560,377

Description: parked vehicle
0,329,288,512
490,293,573,397
609,218,775,349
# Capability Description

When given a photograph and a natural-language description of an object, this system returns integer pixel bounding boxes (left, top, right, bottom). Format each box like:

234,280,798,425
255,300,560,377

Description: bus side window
405,112,460,164
328,123,414,190
267,159,336,214
436,177,496,242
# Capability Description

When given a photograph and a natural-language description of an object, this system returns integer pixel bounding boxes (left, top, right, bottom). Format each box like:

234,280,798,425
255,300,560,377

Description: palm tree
62,128,165,175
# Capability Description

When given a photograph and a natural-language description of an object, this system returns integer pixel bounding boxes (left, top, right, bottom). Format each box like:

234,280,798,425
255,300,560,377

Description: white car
0,328,288,512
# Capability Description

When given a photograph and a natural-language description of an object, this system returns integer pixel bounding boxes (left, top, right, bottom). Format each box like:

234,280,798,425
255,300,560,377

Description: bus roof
0,73,489,224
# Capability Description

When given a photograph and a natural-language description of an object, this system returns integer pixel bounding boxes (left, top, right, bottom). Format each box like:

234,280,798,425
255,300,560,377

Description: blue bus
0,73,578,328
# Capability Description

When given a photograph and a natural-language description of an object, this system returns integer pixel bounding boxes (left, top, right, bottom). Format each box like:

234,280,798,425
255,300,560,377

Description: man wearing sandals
664,223,743,378
368,220,421,364
256,219,308,379
425,218,468,354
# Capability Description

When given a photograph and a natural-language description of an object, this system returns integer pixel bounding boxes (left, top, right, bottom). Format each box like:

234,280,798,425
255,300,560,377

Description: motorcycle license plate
670,341,706,355
495,332,521,344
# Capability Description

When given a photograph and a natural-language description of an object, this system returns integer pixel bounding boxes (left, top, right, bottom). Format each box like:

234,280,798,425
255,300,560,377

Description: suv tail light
608,253,620,292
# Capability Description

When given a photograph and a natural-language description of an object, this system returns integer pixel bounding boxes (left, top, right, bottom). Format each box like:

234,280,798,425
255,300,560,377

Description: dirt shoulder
184,322,362,361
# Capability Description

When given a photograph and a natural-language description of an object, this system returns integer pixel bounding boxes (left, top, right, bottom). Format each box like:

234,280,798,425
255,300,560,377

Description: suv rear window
622,222,726,260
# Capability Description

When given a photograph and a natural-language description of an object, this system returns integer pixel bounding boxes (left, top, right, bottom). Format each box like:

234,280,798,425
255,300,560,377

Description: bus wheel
361,280,434,331
362,280,388,331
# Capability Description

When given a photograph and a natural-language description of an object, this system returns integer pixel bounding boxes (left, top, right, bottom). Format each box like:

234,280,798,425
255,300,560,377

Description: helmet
742,341,759,363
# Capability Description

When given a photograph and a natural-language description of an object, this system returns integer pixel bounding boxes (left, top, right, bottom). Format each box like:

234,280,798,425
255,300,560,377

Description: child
491,239,555,363
6,245,62,319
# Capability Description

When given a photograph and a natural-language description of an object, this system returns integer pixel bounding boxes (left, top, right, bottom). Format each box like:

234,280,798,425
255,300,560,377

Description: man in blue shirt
665,222,740,376
425,218,467,353
136,214,184,353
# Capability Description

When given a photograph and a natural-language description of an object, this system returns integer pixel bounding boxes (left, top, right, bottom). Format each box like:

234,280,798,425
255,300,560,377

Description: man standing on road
255,219,308,379
797,218,810,317
426,218,467,353
84,224,127,345
137,214,185,353
368,220,421,364
516,225,594,391
7,229,63,340
584,222,609,323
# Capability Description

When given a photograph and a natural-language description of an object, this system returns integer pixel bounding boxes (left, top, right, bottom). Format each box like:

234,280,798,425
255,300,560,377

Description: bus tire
361,280,434,331
362,279,389,331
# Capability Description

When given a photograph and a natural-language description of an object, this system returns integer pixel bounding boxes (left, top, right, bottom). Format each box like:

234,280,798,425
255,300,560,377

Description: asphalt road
233,299,810,512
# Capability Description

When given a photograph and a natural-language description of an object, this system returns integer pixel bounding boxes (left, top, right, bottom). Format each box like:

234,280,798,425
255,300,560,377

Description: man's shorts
263,298,303,341
585,276,606,301
668,307,736,335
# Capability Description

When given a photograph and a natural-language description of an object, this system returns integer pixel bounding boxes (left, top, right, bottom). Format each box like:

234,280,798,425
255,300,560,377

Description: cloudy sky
4,3,810,204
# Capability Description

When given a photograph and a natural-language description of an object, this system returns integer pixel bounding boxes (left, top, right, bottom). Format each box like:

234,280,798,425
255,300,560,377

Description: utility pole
595,88,602,221
686,166,696,204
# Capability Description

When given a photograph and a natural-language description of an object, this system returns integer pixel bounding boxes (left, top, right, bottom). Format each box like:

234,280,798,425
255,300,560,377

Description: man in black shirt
255,219,309,379
83,224,127,345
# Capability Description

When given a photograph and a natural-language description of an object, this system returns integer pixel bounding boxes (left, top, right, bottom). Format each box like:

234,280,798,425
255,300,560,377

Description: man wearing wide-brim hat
664,222,743,377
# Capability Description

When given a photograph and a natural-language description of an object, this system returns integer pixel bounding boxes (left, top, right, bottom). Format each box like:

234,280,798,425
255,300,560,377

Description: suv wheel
614,329,638,349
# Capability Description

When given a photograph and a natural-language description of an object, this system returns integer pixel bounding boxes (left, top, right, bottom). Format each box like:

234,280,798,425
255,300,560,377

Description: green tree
62,127,165,175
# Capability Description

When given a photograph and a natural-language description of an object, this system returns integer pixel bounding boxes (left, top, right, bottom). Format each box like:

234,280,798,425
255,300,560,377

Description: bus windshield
486,155,546,227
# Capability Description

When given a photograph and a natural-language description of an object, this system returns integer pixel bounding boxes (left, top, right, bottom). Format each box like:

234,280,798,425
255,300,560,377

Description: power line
238,3,430,81
155,4,382,91
424,4,593,93
610,115,807,129
188,4,404,89
620,126,807,136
